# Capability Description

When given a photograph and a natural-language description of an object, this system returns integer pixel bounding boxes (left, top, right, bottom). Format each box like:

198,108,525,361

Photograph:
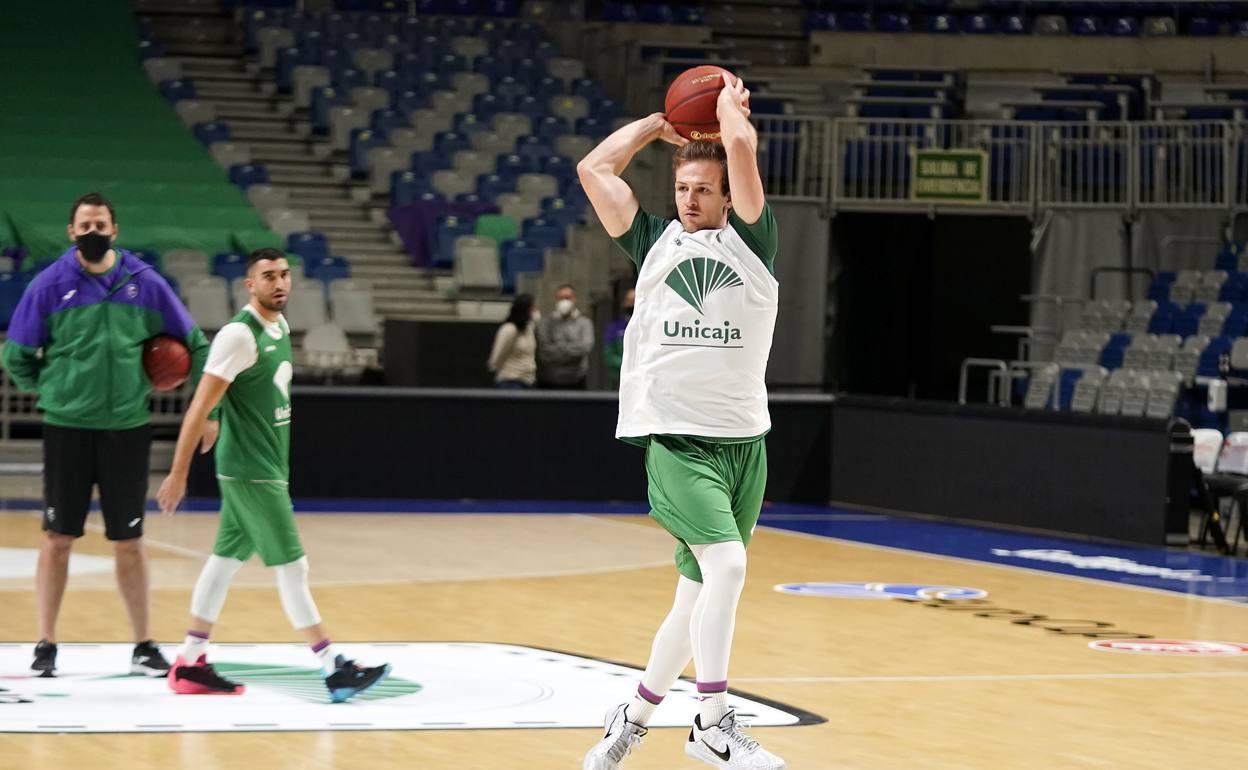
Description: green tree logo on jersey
664,258,743,315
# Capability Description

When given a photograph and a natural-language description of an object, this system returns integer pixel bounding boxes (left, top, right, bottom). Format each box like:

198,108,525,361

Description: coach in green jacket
1,193,214,678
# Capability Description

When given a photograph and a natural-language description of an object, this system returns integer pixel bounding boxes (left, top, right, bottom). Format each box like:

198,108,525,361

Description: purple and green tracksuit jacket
1,248,210,430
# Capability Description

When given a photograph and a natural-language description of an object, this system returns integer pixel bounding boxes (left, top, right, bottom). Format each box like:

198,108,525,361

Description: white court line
761,524,1248,611
734,671,1248,684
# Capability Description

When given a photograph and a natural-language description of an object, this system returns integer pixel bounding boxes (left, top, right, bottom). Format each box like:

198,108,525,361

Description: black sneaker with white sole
131,640,172,676
31,640,57,677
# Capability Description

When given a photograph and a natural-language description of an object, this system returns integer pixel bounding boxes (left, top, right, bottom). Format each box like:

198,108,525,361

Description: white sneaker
583,704,648,770
685,710,785,770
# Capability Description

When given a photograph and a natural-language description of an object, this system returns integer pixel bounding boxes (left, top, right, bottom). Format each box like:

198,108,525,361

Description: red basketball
143,335,191,392
665,65,734,141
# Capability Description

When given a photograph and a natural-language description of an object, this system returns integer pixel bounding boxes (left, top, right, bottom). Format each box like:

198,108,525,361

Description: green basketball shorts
644,434,767,583
212,477,305,567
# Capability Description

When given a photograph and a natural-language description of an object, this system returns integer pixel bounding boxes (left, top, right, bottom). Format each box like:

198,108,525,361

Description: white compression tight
274,556,322,629
188,555,322,630
189,555,245,623
688,541,748,685
639,575,702,697
639,541,749,695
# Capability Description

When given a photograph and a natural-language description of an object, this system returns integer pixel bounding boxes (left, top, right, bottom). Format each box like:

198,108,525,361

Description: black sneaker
168,654,245,695
324,655,391,703
31,640,57,678
131,640,172,677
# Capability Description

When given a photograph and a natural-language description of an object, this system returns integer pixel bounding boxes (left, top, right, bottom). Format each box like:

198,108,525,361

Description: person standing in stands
488,293,539,389
603,287,636,389
537,284,595,389
1,193,214,678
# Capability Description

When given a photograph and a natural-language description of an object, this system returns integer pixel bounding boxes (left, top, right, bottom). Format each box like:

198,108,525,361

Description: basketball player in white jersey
579,74,784,770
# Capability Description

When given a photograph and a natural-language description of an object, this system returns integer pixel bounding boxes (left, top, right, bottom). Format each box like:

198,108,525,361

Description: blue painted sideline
1,496,1244,598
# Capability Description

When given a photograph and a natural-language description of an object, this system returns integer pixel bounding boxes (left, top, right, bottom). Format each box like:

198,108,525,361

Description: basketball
665,65,734,141
142,335,191,391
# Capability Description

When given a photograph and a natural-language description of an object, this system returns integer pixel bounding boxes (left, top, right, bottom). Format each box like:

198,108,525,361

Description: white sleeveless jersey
617,218,779,441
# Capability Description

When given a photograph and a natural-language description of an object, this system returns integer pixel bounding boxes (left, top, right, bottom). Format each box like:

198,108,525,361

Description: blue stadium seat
371,108,408,134
482,0,519,15
963,13,995,33
575,117,611,139
447,0,480,14
497,153,539,175
1108,16,1139,36
350,129,389,178
501,240,544,293
1174,304,1207,337
927,14,956,33
539,156,576,185
1188,17,1220,35
675,5,703,24
1147,302,1181,334
473,93,506,119
193,122,230,145
1099,333,1131,369
0,273,26,329
138,39,166,60
477,173,517,199
840,12,872,32
878,13,910,32
638,4,674,24
806,11,838,32
332,68,367,92
534,77,565,99
522,218,565,250
1199,336,1233,377
392,171,433,206
287,232,330,262
306,256,351,282
311,88,350,134
516,136,554,164
594,99,623,122
572,79,605,101
212,253,248,282
159,79,196,101
411,151,452,175
535,116,569,142
435,216,476,267
602,2,637,22
434,131,472,156
516,96,547,122
228,163,268,188
1001,14,1028,34
540,197,583,228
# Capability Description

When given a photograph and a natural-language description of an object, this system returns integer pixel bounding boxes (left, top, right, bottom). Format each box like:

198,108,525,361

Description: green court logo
665,258,743,315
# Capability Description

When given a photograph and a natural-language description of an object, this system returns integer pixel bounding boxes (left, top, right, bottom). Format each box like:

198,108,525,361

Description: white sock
312,639,338,675
180,630,209,663
697,688,730,728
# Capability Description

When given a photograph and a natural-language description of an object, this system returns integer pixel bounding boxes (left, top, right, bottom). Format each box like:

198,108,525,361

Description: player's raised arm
718,74,765,225
576,113,688,237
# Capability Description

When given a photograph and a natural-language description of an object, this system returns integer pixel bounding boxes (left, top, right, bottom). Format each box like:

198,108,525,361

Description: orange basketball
142,335,191,392
664,65,734,141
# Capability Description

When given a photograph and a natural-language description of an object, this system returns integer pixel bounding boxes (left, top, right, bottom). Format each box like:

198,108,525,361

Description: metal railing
794,118,1248,216
0,370,191,440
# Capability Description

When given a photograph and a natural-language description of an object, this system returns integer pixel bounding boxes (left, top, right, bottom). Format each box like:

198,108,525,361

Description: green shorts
644,435,767,583
212,477,305,567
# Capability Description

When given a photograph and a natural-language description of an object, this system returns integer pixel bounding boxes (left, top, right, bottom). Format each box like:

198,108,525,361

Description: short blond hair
672,141,729,195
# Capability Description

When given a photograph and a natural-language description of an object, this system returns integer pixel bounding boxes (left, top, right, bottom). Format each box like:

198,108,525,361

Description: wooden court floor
1,508,1246,770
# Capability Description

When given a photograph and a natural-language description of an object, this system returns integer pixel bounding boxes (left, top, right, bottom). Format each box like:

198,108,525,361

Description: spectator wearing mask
488,293,538,389
537,284,595,390
603,288,635,389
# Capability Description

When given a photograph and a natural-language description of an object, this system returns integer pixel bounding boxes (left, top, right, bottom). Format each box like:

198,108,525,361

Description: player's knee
43,532,75,552
704,542,747,587
273,555,309,583
112,538,143,555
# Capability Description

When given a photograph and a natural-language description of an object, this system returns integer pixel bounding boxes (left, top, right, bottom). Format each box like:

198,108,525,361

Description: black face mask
75,231,112,264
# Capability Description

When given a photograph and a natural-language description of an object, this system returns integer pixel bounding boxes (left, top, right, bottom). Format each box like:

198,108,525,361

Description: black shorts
42,424,151,541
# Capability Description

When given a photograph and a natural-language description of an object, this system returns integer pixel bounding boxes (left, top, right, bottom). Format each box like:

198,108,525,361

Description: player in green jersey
156,248,389,702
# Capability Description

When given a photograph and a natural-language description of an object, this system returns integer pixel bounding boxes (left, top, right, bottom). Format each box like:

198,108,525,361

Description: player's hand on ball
717,73,751,119
157,474,186,516
200,419,219,454
652,113,689,147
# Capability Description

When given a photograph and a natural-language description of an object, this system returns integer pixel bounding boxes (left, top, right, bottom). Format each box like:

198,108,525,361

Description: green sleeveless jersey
214,309,293,482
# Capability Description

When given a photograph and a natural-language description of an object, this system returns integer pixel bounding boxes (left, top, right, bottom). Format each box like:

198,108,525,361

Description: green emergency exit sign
911,149,988,203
